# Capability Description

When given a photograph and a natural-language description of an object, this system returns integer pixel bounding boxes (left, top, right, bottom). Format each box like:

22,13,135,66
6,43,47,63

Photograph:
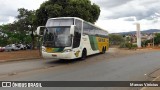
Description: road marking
140,75,160,90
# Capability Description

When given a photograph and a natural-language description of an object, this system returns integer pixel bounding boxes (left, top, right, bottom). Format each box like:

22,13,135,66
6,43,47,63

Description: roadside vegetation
141,33,160,47
109,33,160,49
109,34,137,49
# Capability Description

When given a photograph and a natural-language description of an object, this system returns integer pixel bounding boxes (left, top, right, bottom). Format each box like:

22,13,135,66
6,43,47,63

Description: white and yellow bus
37,17,109,60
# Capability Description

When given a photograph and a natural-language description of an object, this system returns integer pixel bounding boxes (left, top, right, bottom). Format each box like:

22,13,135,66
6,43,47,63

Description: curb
0,57,42,63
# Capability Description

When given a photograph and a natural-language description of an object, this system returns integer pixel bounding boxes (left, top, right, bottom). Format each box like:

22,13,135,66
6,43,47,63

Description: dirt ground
0,48,159,61
0,50,41,61
116,48,159,55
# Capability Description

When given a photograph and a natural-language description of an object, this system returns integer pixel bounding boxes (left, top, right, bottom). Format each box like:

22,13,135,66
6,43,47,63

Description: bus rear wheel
81,49,87,60
102,47,106,54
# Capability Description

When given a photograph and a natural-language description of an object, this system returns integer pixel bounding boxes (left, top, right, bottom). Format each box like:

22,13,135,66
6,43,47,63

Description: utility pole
136,23,141,48
153,33,155,47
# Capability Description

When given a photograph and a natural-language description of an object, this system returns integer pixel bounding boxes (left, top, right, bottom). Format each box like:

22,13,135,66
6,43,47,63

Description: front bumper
42,51,75,60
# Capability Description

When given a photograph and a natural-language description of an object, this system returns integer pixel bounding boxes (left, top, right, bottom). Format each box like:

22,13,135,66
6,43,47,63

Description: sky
0,0,160,33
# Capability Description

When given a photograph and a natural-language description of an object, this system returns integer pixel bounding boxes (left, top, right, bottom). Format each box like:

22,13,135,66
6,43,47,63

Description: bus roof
49,17,83,21
49,17,108,33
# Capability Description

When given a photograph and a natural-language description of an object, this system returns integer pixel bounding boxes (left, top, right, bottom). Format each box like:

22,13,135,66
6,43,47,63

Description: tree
109,34,124,45
16,8,36,49
0,24,15,46
0,8,36,47
154,33,160,45
36,0,100,25
0,23,28,45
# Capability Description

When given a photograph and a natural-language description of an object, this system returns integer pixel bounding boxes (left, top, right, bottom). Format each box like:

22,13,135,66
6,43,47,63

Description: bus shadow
45,53,105,65
46,58,82,65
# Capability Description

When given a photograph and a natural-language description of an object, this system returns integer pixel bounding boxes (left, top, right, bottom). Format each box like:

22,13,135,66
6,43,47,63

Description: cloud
92,0,160,33
92,0,160,20
0,16,16,25
123,17,136,21
0,0,160,33
0,0,46,24
91,0,133,8
0,1,18,23
0,16,9,23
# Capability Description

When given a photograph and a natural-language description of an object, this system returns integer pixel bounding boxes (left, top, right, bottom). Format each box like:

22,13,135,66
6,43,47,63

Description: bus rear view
37,17,109,60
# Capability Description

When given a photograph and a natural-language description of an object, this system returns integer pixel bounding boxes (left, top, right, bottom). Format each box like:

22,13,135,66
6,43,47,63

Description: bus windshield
43,27,72,48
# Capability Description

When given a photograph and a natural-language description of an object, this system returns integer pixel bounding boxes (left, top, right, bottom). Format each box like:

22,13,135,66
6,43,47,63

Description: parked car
26,44,31,49
17,44,27,50
0,47,5,52
5,45,12,52
5,44,20,51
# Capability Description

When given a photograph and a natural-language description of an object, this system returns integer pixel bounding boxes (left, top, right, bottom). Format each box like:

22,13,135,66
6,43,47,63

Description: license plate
52,54,57,57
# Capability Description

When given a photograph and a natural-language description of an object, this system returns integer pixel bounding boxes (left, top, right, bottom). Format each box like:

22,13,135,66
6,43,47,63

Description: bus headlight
63,49,72,52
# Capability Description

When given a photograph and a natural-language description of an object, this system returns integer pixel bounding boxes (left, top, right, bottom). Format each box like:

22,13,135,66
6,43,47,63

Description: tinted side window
83,22,89,35
73,19,82,48
75,19,82,32
83,22,95,35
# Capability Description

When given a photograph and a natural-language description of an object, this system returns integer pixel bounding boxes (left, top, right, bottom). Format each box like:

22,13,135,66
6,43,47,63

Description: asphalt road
0,49,160,90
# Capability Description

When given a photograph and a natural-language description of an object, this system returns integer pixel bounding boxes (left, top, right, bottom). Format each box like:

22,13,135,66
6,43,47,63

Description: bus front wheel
81,49,87,60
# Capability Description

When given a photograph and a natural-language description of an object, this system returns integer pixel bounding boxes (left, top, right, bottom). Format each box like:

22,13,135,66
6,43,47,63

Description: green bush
119,43,126,48
125,43,132,49
132,44,137,49
142,40,150,47
109,34,124,45
119,43,137,49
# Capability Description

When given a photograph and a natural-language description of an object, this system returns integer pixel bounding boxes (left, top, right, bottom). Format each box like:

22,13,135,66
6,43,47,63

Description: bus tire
81,49,87,60
102,47,105,54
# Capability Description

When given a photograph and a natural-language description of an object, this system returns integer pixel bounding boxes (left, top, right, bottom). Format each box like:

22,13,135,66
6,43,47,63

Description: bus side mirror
36,27,41,35
36,26,45,36
70,25,75,36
